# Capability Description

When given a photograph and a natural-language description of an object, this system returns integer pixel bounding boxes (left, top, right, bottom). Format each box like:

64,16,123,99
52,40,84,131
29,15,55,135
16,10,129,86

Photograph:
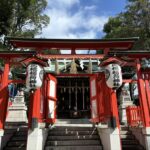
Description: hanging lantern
55,59,60,74
70,59,77,74
88,58,92,74
104,63,122,89
26,64,44,90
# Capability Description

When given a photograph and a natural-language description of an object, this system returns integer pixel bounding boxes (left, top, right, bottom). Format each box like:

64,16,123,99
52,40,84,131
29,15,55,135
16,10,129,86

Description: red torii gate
0,37,150,132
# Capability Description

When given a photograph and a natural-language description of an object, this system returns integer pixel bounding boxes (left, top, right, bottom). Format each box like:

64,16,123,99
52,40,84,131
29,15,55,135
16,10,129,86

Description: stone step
5,125,28,130
4,147,26,150
50,127,95,131
120,127,129,131
122,145,144,150
120,130,132,135
16,128,28,131
45,145,103,150
48,135,99,140
120,134,135,140
120,128,144,150
46,140,100,146
4,126,28,150
7,141,26,147
5,122,27,126
4,129,17,134
122,139,139,145
11,136,27,141
8,106,27,109
49,130,98,136
15,131,28,136
5,126,28,129
55,119,92,124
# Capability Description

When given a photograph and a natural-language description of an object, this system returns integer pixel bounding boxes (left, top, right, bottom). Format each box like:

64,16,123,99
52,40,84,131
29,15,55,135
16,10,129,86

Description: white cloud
40,0,108,39
39,0,108,53
84,5,97,11
48,0,80,9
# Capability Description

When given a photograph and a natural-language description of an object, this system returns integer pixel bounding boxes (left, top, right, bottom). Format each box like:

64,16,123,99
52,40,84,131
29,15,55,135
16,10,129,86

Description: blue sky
41,0,127,39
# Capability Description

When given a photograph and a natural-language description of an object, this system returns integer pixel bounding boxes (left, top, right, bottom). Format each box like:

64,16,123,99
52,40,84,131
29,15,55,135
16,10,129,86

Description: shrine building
0,37,150,150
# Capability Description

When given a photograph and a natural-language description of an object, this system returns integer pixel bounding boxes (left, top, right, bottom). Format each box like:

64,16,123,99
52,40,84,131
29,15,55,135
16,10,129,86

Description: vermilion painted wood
90,74,99,123
96,74,105,122
46,74,57,124
122,79,137,83
37,54,105,59
28,88,45,128
28,91,33,128
144,74,150,122
109,89,120,128
56,74,96,77
126,106,142,127
102,75,112,123
0,53,34,58
0,60,10,129
20,57,47,66
32,89,41,120
136,59,150,127
97,74,120,127
8,39,135,50
8,80,25,84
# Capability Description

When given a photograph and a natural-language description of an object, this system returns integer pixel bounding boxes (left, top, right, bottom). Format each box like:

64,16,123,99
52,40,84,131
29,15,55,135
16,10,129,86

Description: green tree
103,0,150,49
0,0,49,39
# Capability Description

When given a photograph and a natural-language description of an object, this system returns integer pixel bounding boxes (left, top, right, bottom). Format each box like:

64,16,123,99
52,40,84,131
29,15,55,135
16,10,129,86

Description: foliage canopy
0,0,49,39
103,0,150,49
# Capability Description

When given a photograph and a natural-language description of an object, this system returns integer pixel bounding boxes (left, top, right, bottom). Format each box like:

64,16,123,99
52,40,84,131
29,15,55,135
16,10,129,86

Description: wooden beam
37,54,105,59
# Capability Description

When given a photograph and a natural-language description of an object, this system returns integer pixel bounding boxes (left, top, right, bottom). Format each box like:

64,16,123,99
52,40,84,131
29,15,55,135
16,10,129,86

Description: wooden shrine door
90,75,99,123
46,74,57,124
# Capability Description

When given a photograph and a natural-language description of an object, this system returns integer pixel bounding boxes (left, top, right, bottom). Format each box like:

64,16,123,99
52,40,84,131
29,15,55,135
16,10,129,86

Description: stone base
97,126,121,150
27,127,48,150
142,127,150,150
6,100,28,122
0,130,4,150
6,110,28,122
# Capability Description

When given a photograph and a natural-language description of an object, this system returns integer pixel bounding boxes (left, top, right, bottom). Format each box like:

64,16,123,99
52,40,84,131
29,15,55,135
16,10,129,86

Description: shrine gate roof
6,37,139,50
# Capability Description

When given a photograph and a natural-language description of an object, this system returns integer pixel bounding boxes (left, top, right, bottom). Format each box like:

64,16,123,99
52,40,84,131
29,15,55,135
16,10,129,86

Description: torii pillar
25,59,48,150
136,59,150,150
0,59,10,149
97,58,121,150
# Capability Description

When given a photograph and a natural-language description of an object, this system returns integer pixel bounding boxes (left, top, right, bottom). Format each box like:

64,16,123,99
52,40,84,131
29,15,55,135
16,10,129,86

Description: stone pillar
27,123,48,150
6,93,28,123
0,130,4,150
97,125,121,150
0,60,10,150
142,127,150,150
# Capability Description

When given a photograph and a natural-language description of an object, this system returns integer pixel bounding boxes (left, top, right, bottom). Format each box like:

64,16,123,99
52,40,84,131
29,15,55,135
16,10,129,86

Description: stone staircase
3,123,28,150
45,125,103,150
120,127,145,150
